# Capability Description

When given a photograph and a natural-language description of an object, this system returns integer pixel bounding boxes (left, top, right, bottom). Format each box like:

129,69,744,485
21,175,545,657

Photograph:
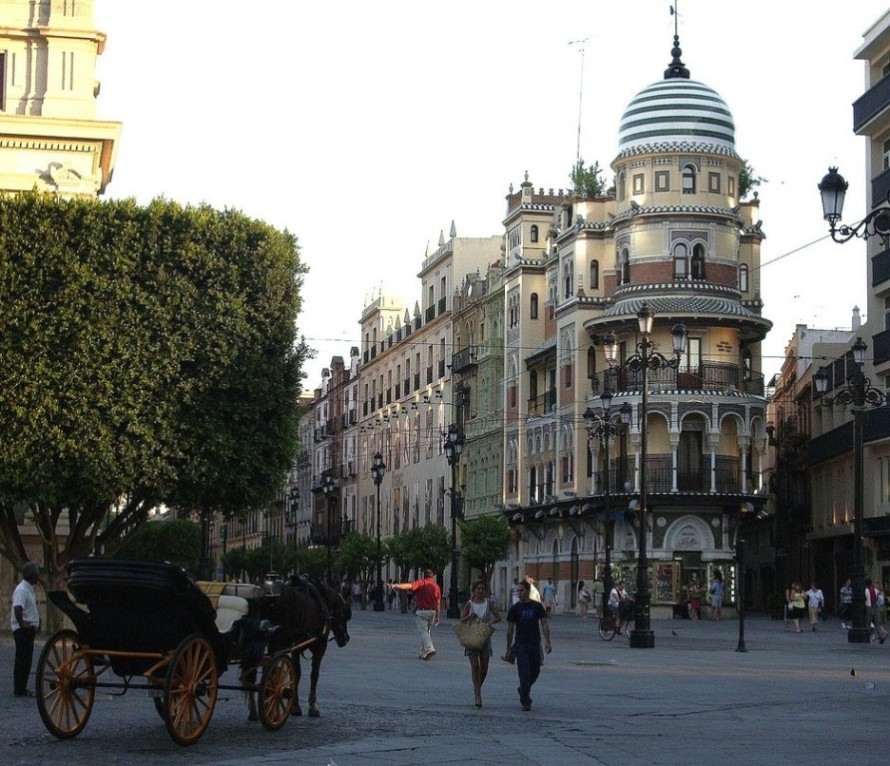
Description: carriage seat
215,594,250,633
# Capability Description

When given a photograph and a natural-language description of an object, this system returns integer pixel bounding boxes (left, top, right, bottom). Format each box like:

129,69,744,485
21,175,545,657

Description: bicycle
598,604,634,641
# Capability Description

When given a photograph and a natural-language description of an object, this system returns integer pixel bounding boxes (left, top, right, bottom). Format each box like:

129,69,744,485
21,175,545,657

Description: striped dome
618,79,735,153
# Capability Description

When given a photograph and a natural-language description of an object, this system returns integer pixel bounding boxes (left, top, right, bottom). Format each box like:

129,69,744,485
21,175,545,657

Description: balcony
594,455,742,494
527,389,556,416
853,73,890,134
452,345,478,373
437,296,447,315
873,167,890,211
873,246,890,286
592,361,764,396
874,328,890,368
425,305,435,323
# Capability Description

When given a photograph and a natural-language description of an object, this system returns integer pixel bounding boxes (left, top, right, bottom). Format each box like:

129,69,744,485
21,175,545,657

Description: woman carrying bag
457,580,502,708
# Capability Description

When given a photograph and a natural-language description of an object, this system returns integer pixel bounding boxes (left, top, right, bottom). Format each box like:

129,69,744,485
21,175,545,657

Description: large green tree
459,515,511,588
113,518,201,574
340,531,378,609
0,193,308,590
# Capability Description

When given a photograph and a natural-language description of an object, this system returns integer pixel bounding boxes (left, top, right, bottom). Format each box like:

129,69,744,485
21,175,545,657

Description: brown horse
248,577,351,720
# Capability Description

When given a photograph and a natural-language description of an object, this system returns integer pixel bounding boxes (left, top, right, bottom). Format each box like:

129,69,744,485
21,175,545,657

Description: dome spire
664,3,689,80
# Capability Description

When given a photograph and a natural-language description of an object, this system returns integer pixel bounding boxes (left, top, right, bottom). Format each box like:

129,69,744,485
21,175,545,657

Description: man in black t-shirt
506,579,551,711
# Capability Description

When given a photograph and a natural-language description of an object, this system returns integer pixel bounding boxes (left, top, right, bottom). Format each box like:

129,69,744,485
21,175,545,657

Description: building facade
501,34,772,615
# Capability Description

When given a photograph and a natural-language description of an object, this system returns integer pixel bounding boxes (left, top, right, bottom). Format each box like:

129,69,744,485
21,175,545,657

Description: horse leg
307,644,326,717
291,650,304,717
242,667,259,722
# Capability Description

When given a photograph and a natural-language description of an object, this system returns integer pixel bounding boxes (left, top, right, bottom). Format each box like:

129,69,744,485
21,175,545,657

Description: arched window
563,260,573,299
682,164,697,194
618,172,626,201
530,224,539,243
530,292,539,319
617,248,630,285
530,370,538,400
590,259,599,289
587,347,596,382
673,243,689,279
691,244,705,280
739,263,749,293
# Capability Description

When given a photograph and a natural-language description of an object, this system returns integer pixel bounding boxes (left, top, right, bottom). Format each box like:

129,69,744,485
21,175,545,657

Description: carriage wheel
163,635,218,746
259,654,296,731
36,629,96,739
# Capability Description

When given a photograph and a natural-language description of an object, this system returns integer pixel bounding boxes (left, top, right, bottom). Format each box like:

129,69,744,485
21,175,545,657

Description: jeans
13,627,36,695
514,641,543,704
414,609,437,655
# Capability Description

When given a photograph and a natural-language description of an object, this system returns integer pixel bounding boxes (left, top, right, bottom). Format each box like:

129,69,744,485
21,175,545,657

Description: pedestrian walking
505,578,551,712
459,581,502,708
805,581,824,631
541,578,556,615
839,578,853,629
688,575,704,620
709,570,724,620
576,580,592,619
865,579,887,643
11,561,41,698
788,581,805,632
392,568,441,660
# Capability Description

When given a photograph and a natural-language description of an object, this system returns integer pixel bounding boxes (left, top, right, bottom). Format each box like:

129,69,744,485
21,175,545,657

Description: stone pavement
2,607,888,766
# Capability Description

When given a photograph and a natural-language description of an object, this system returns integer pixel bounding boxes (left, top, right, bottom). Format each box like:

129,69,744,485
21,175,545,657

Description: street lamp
584,390,632,612
604,303,686,648
443,423,465,619
818,166,890,243
813,337,887,643
322,474,338,585
371,451,386,612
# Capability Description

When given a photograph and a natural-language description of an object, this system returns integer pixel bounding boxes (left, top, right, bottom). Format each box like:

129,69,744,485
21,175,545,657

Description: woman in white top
460,580,502,708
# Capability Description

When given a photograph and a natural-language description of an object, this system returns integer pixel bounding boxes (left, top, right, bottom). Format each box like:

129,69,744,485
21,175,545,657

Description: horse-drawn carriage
37,558,350,745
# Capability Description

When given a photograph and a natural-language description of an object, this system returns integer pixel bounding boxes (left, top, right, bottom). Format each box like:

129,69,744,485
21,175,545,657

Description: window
529,370,538,400
884,139,890,171
563,260,573,299
691,244,705,279
620,248,630,285
633,174,644,194
530,225,539,243
673,243,689,279
739,263,749,293
708,173,721,193
587,347,596,382
680,337,701,372
682,164,696,194
728,175,736,197
618,172,626,201
563,363,573,388
530,292,539,319
884,296,890,330
590,260,599,289
655,171,669,192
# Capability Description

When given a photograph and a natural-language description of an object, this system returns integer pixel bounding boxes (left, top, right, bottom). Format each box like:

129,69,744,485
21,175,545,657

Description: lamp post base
629,629,655,649
848,627,871,644
446,586,461,619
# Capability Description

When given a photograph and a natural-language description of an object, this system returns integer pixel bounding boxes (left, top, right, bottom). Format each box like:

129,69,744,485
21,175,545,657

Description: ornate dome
616,35,735,156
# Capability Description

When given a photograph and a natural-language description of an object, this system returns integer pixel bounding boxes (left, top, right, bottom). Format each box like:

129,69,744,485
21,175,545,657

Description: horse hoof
309,709,320,718
291,708,302,717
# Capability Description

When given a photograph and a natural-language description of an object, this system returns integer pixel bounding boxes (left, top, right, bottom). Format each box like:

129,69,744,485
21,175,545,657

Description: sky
92,0,890,391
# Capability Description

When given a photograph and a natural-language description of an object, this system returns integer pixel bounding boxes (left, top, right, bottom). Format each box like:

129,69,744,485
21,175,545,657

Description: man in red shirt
393,569,441,659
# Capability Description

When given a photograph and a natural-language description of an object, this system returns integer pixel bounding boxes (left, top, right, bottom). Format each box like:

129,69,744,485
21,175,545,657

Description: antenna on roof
568,36,591,167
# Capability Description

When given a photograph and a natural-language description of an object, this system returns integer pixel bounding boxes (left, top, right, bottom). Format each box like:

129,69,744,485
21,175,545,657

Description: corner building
502,36,771,615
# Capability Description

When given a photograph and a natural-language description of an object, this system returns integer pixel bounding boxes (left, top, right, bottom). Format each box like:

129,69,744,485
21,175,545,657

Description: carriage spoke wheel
36,629,96,739
163,635,218,746
259,654,295,731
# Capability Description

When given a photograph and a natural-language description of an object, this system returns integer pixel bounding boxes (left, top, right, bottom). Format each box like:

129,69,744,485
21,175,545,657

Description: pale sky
92,0,890,391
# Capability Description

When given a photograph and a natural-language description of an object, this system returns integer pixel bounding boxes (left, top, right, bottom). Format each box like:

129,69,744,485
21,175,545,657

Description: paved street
1,607,888,766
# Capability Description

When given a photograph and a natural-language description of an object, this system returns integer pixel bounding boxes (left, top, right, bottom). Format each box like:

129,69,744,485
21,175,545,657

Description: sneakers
419,649,436,660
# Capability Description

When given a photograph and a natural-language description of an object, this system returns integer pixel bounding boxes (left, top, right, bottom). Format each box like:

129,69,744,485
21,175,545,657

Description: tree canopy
0,193,308,584
570,158,606,198
387,523,451,579
459,515,511,587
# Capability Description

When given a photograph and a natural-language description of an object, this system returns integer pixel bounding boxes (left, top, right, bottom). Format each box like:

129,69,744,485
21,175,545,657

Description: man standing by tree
393,568,441,660
11,562,40,697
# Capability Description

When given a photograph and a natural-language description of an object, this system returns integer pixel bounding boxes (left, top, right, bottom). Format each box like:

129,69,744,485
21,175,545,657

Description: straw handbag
453,619,495,650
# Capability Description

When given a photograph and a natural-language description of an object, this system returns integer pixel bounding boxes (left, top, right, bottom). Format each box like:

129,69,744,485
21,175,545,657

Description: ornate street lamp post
444,423,465,619
814,338,887,643
604,303,686,648
818,166,890,243
371,451,386,612
322,474,338,585
584,391,632,612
